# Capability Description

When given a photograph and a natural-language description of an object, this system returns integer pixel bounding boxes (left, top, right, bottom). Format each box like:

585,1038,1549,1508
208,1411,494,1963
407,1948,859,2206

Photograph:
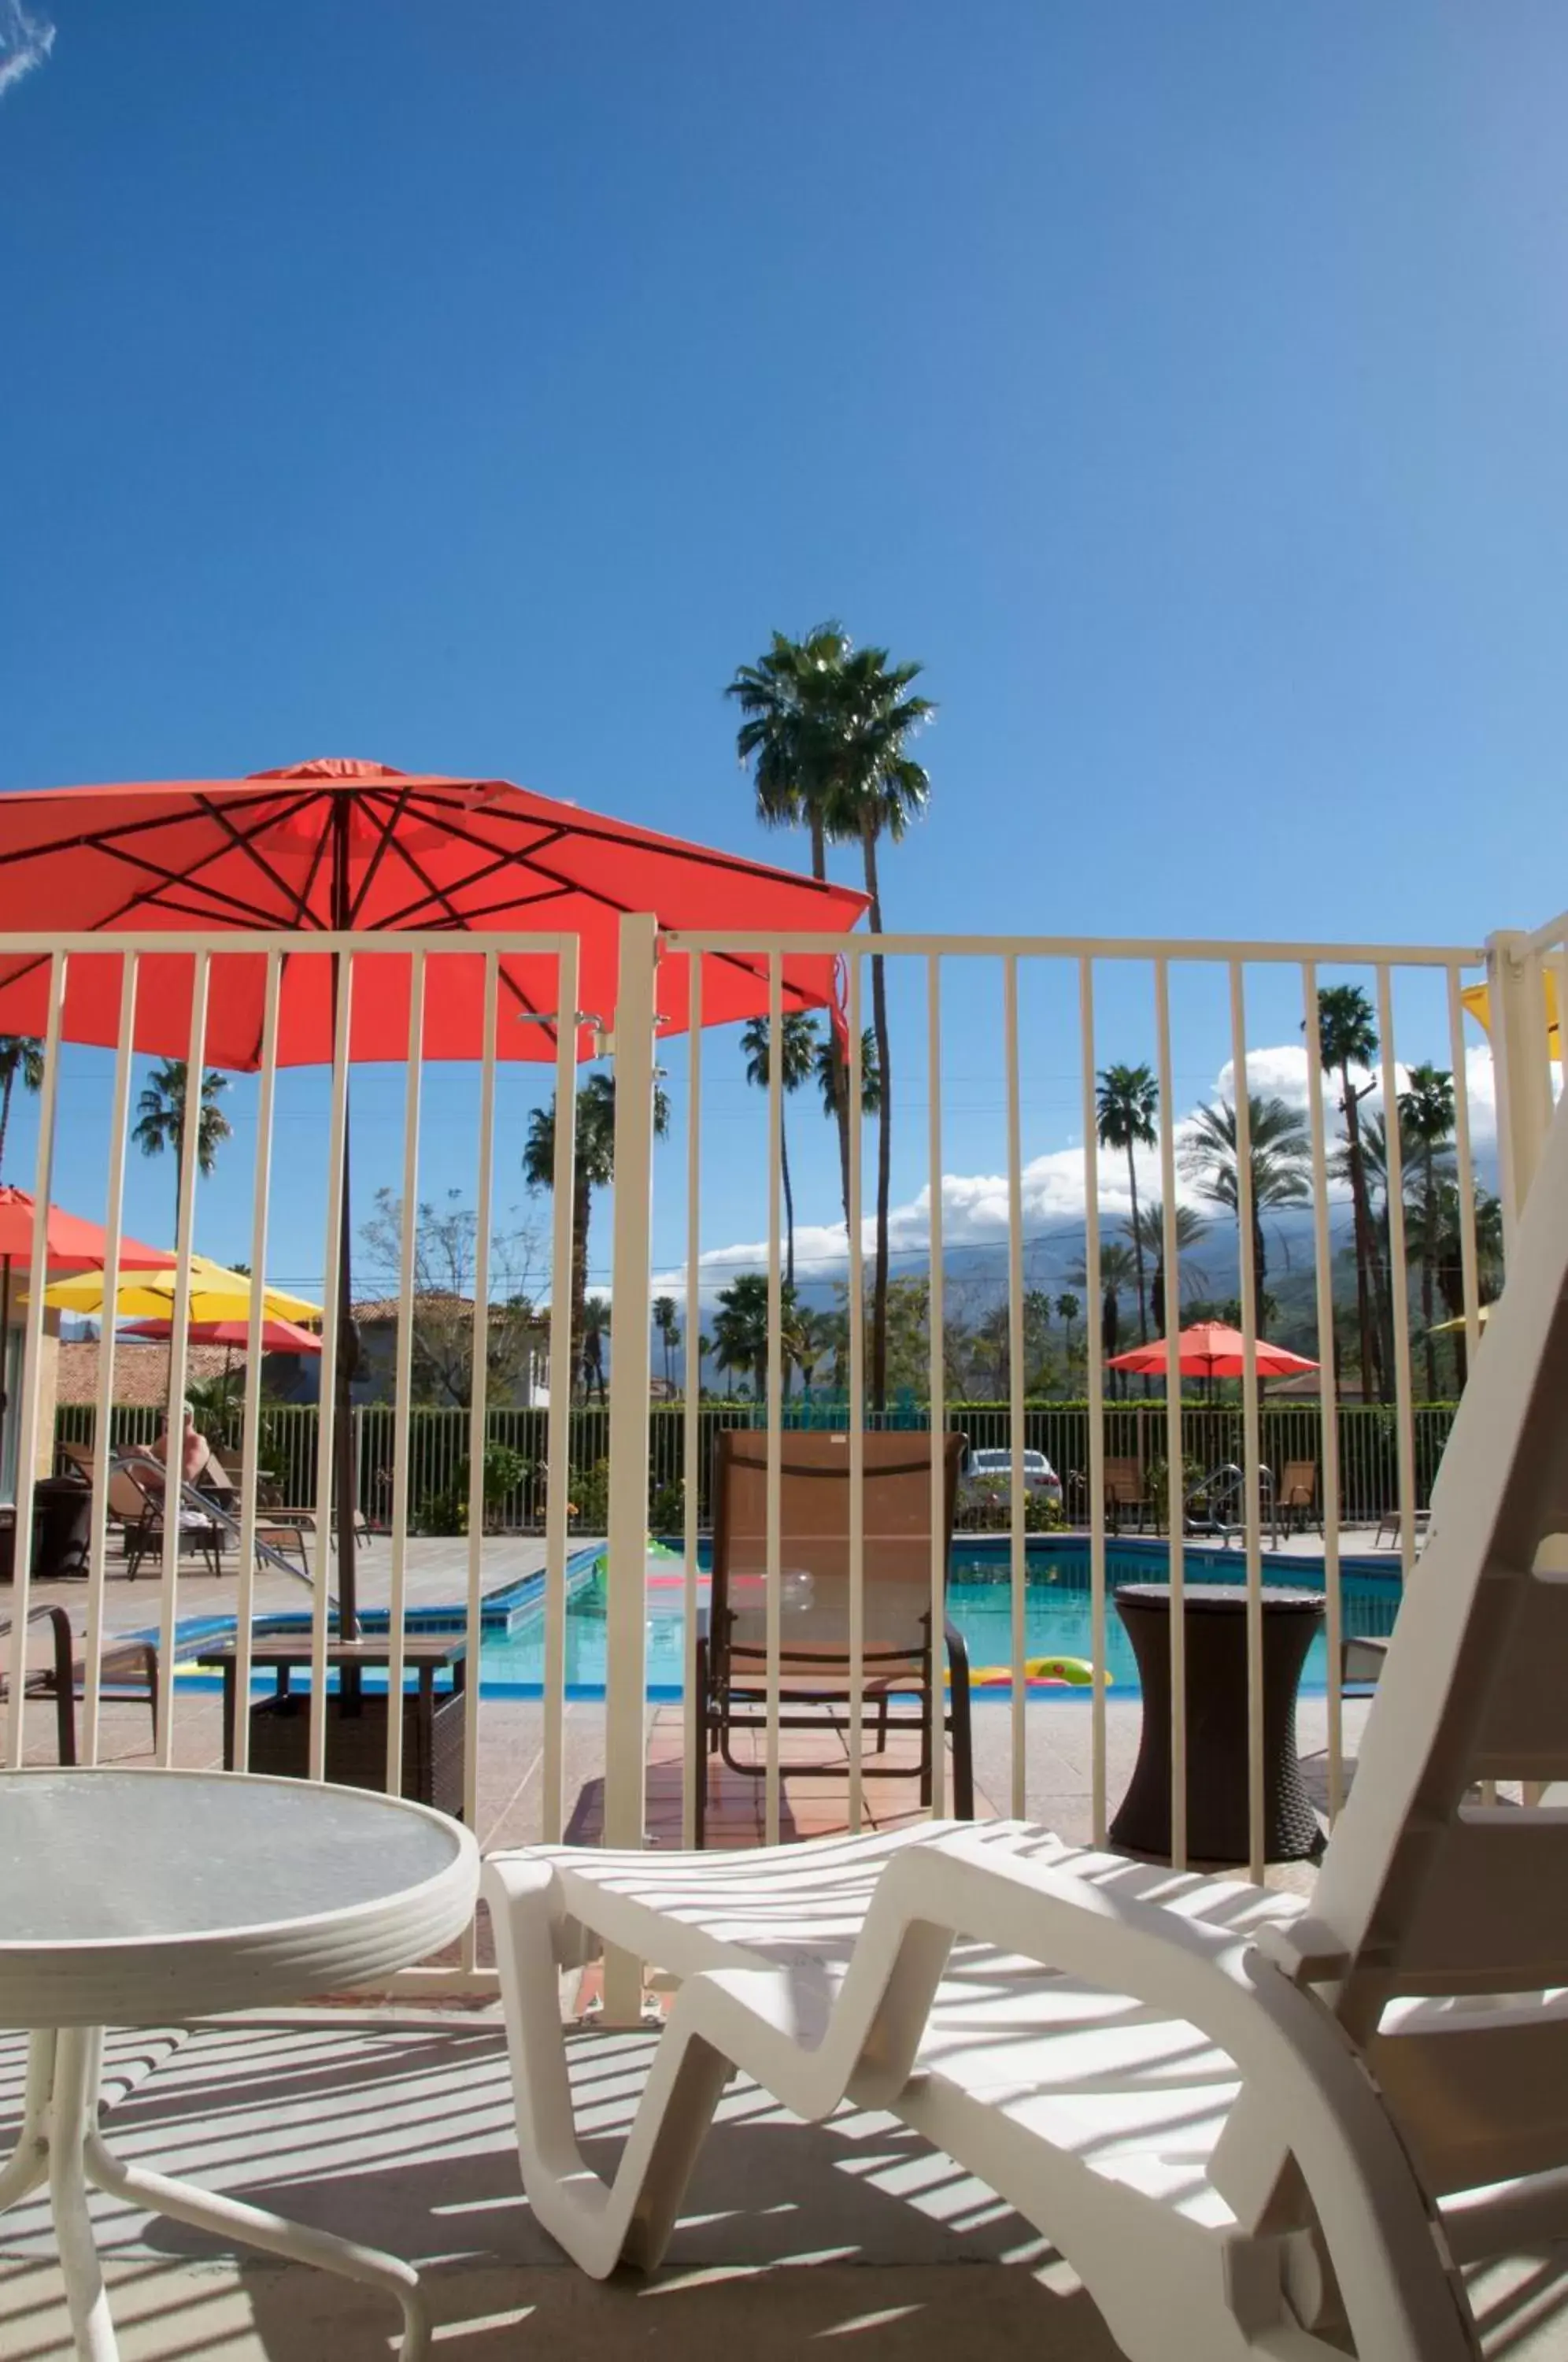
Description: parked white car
960,1446,1063,1506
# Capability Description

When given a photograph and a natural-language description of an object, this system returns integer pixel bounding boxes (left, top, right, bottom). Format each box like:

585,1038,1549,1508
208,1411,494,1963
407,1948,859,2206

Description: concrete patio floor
3,2009,1568,2360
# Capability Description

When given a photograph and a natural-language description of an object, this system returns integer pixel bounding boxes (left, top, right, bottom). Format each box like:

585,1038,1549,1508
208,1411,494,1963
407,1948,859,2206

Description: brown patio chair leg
693,1635,709,1849
944,1620,975,1820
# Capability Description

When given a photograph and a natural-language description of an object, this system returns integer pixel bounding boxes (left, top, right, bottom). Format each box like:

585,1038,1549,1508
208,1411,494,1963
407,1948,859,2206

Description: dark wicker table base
1109,1583,1325,1866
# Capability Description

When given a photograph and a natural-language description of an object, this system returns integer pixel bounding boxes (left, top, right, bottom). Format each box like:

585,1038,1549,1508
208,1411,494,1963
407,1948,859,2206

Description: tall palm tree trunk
0,1071,14,1181
861,820,893,1412
1341,1083,1379,1399
1252,1209,1268,1335
1126,1148,1148,1342
804,809,852,1232
1421,1151,1438,1401
569,1172,592,1403
780,1109,796,1290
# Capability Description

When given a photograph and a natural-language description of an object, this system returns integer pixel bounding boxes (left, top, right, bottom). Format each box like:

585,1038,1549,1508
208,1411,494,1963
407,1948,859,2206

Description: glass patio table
0,1768,479,2360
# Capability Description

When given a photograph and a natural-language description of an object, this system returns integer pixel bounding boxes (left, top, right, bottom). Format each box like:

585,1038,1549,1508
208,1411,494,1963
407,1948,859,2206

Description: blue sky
0,4,1562,1307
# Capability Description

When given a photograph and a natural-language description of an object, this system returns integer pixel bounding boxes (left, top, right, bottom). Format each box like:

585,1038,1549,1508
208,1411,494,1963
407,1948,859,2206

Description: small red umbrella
0,1189,172,1272
1107,1321,1319,1381
121,1315,322,1355
0,1190,172,1495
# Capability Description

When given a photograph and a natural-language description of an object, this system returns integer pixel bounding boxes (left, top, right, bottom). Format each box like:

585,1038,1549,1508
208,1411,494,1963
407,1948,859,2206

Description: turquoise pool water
475,1538,1403,1698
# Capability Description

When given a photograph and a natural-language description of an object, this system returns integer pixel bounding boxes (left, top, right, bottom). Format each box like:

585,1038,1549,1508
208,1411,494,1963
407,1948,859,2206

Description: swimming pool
475,1538,1403,1698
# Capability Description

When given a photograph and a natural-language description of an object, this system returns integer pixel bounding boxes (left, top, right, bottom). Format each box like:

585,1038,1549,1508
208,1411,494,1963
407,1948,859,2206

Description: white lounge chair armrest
1252,1917,1354,1984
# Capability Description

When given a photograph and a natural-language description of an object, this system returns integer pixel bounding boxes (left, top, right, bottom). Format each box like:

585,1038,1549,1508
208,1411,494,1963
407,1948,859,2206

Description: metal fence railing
52,1396,1459,1533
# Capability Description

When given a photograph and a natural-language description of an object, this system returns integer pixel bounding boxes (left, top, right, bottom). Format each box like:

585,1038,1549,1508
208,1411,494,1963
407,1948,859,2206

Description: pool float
953,1655,1107,1690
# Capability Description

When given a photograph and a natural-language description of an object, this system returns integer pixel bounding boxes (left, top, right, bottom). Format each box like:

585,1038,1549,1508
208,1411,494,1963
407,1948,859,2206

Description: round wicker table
0,1768,479,2360
1108,1583,1326,1867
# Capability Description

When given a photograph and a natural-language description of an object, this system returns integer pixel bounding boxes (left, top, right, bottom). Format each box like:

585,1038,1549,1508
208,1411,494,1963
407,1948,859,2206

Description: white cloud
0,1,54,98
664,1036,1500,1291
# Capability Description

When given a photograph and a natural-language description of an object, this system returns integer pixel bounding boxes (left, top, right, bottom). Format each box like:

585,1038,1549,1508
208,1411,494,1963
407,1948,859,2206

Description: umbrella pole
330,814,362,1650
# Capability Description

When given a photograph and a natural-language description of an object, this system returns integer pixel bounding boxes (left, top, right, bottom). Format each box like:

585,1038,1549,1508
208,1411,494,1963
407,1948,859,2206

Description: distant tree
523,1074,668,1400
133,1059,232,1235
1124,1200,1208,1336
739,1012,819,1288
1096,1066,1159,1342
1399,1064,1457,1401
359,1188,543,1409
653,1294,680,1394
1053,1290,1081,1361
0,1037,44,1180
788,1304,834,1396
696,1330,714,1396
1181,1094,1308,1333
1433,1180,1503,1390
1073,1241,1139,1396
712,1272,778,1401
1311,986,1381,1398
581,1294,612,1405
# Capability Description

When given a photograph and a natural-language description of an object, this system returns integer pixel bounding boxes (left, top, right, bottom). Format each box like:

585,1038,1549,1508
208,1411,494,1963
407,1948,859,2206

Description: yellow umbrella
1460,974,1560,1056
41,1253,321,1325
1430,1303,1492,1335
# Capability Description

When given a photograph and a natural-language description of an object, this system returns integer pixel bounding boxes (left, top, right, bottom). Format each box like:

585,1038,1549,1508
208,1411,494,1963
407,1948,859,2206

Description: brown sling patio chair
697,1429,972,1846
1276,1458,1322,1535
0,1607,159,1759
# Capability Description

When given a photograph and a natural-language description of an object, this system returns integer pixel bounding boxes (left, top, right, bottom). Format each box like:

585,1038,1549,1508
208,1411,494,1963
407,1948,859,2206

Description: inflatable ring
950,1656,1107,1690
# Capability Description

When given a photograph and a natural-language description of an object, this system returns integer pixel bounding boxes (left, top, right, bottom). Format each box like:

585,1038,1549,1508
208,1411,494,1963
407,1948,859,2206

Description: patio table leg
2,2024,433,2361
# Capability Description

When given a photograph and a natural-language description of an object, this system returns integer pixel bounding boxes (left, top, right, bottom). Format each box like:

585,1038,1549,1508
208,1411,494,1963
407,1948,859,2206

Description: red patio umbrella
0,757,865,1061
0,758,870,1634
1107,1322,1319,1382
0,1190,172,1273
0,1189,172,1490
121,1315,323,1355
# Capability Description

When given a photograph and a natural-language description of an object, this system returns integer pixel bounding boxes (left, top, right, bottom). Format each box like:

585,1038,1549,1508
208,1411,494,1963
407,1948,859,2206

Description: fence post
1488,927,1553,1253
602,912,660,2022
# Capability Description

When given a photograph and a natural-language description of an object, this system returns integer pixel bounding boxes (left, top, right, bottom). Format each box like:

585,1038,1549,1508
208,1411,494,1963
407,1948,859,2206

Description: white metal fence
2,911,1559,2005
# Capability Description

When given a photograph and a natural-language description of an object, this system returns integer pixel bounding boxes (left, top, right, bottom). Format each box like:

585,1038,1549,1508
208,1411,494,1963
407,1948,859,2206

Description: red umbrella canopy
0,1187,172,1272
0,759,869,1066
1106,1322,1319,1379
121,1315,322,1354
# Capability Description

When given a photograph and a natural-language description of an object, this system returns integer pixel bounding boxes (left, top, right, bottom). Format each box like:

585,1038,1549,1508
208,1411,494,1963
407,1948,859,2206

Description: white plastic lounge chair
482,1088,1568,2361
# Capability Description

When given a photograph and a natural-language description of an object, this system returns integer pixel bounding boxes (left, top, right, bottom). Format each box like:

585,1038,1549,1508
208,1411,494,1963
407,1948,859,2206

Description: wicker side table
1109,1583,1325,1866
205,1636,469,1820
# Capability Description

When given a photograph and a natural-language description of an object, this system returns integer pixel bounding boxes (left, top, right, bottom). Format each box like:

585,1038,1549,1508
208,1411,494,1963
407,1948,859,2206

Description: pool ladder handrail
1183,1461,1279,1549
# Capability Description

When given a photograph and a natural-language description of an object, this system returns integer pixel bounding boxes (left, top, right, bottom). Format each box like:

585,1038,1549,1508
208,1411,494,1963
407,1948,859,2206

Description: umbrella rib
189,792,327,924
398,787,869,900
345,787,416,926
392,797,842,1005
369,842,542,932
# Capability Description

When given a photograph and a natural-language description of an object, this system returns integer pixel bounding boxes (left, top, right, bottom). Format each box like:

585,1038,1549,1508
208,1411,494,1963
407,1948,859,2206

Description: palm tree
695,1330,713,1397
730,625,934,1409
653,1294,680,1394
1053,1290,1081,1361
1399,1065,1456,1401
523,1074,668,1402
1074,1242,1139,1396
819,640,934,1414
739,1012,819,1288
131,1059,232,1233
729,624,856,1218
1433,1181,1503,1389
1311,985,1381,1399
1124,1199,1208,1335
1095,1066,1159,1343
712,1272,779,1402
580,1295,611,1405
1180,1094,1308,1332
0,1037,44,1179
815,1025,880,1124
788,1303,833,1397
1352,1107,1455,1402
